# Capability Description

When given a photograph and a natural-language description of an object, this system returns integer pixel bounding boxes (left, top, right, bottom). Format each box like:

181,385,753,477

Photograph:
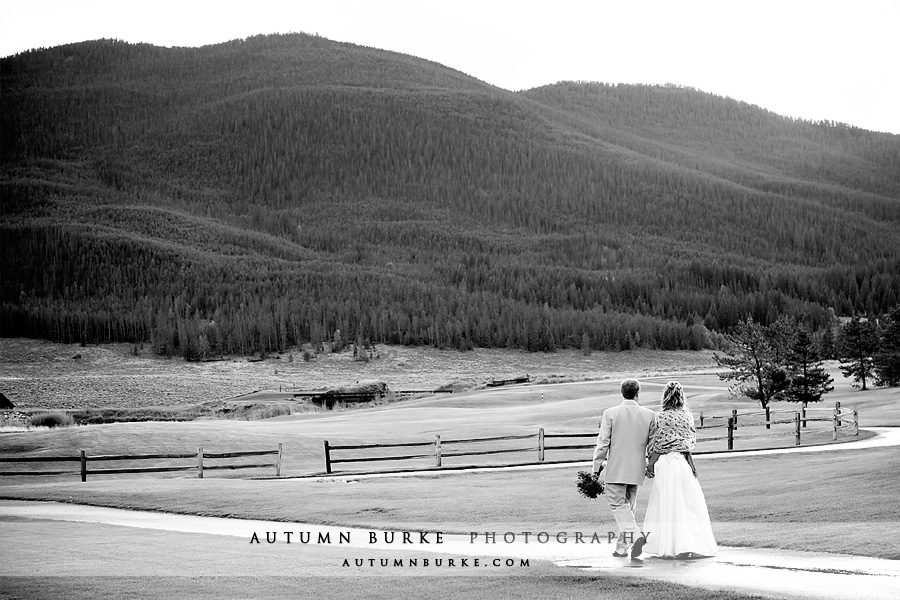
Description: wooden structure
1,444,283,481
486,375,530,388
698,402,857,449
322,429,605,474
294,391,380,409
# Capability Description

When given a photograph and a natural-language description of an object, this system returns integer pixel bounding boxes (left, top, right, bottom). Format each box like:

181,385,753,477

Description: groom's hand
644,465,655,478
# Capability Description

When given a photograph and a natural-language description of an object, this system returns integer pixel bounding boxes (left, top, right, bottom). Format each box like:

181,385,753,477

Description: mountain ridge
2,33,898,358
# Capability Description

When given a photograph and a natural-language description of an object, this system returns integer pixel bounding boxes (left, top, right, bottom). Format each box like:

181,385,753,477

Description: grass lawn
3,357,898,600
3,446,898,559
0,577,770,600
2,355,896,599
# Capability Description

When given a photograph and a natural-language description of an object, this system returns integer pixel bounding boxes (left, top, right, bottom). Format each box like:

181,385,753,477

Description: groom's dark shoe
630,534,649,559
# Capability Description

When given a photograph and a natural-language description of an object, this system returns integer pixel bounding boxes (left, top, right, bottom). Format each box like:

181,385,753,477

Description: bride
642,381,718,558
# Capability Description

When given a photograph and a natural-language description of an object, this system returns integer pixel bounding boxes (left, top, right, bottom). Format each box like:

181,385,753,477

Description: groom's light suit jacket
592,399,657,485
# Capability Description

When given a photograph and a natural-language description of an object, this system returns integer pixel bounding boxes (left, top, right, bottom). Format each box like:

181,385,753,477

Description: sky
2,0,898,135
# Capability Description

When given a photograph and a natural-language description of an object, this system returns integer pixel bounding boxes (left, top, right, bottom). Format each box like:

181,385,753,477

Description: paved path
3,427,898,599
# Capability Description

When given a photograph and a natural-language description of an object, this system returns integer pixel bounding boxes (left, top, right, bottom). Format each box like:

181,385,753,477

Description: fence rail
323,430,611,474
703,402,856,449
324,432,546,474
322,402,858,473
441,434,535,444
0,444,283,481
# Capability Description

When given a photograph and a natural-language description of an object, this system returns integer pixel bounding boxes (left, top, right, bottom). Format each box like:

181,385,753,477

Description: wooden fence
323,430,600,474
322,402,858,473
697,402,857,450
0,444,283,481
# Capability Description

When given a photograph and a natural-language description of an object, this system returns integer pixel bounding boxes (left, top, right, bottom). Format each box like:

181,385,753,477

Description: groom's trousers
605,483,642,553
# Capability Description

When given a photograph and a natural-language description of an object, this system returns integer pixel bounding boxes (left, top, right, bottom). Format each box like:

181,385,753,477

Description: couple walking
591,378,718,561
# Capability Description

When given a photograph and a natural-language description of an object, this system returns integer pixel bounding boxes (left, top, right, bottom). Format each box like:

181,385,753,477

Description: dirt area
0,338,717,410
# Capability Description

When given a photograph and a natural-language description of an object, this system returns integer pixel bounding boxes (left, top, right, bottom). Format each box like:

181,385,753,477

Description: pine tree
786,328,834,403
838,316,879,390
819,325,837,360
581,331,592,356
714,317,794,410
873,306,900,387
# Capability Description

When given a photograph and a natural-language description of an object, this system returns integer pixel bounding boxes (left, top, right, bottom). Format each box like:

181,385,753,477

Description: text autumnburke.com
249,531,636,544
338,558,531,568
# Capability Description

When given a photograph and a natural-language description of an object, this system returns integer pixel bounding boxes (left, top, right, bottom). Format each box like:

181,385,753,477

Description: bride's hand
644,465,655,478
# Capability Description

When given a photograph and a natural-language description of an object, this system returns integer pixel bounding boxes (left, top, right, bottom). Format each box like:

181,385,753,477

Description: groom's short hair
620,378,640,399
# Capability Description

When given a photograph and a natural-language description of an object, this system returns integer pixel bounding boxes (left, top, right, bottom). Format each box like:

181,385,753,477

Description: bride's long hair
662,381,685,410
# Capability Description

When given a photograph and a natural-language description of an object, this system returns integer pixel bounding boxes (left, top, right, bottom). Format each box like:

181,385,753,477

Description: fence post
853,406,859,436
727,417,734,450
80,450,87,482
538,428,545,462
835,401,842,427
801,402,807,428
765,405,771,430
275,442,283,477
435,435,442,467
795,412,801,446
197,446,204,479
323,441,332,474
732,409,738,429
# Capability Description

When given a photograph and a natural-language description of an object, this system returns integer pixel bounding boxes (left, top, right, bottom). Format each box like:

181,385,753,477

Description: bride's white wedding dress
642,452,718,557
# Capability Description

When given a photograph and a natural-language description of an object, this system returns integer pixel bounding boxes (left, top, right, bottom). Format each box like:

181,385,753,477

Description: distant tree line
3,222,899,360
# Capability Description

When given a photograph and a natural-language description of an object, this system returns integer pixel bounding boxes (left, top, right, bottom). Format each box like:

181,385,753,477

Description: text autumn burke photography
248,530,629,544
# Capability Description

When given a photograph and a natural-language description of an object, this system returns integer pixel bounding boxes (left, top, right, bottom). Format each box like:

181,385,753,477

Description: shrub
245,404,293,420
29,412,75,428
222,403,293,420
69,407,200,424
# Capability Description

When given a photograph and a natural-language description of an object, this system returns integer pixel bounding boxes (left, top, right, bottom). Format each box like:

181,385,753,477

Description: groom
592,378,657,559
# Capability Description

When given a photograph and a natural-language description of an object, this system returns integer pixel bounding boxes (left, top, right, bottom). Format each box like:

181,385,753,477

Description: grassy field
0,337,719,409
0,577,770,600
2,343,897,598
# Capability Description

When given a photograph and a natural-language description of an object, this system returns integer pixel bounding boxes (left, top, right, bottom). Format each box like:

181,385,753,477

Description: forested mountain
2,34,899,357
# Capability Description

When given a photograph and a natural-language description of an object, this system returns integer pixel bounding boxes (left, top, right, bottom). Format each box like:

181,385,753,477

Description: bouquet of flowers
576,470,604,499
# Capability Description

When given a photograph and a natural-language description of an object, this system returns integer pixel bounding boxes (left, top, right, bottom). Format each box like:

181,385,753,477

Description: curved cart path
2,427,898,599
